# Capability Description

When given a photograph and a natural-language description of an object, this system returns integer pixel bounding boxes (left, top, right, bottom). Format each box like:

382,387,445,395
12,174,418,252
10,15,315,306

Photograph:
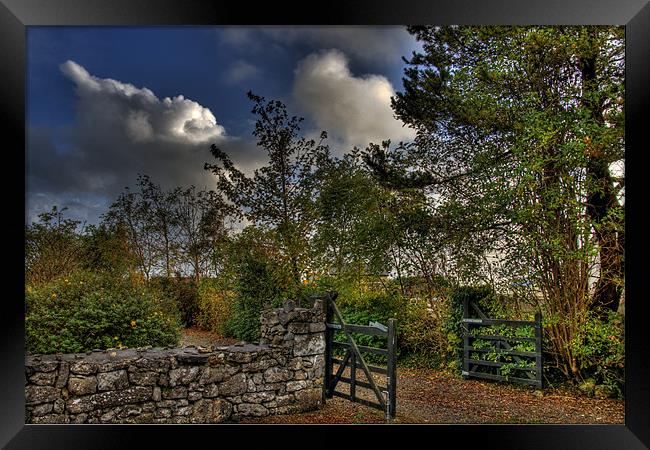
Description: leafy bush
571,310,625,398
195,278,234,334
26,271,181,354
324,280,459,369
149,277,198,327
221,228,289,342
399,297,454,369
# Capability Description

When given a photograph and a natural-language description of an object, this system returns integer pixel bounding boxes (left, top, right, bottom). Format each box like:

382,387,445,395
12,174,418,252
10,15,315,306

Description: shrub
399,297,454,369
221,227,290,342
149,277,198,327
195,278,234,334
26,270,181,354
571,310,625,398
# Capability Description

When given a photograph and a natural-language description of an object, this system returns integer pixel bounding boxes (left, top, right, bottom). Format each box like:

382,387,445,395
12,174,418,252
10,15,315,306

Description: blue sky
26,26,421,225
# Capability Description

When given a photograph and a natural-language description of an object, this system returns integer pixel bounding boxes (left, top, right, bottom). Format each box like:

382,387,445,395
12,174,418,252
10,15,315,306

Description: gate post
462,297,470,379
535,312,543,389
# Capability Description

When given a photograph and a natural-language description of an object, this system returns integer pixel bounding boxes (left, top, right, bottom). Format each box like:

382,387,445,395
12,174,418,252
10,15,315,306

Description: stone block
218,373,247,396
202,383,219,398
70,360,98,375
263,367,291,383
287,322,311,334
31,414,69,424
135,358,170,373
97,370,129,391
236,403,269,417
161,386,188,399
66,386,152,414
31,403,53,416
53,398,65,414
68,376,98,395
188,391,202,402
293,333,325,356
191,399,232,423
129,371,158,386
26,385,61,405
28,371,57,386
198,366,229,385
242,391,275,403
286,380,309,392
55,362,70,388
169,366,200,386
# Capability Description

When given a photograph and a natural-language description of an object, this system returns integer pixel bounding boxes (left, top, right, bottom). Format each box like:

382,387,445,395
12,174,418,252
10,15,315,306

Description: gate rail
322,292,397,420
462,297,543,388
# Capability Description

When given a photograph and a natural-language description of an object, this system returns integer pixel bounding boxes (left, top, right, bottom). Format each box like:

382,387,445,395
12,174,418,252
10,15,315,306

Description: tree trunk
580,49,624,315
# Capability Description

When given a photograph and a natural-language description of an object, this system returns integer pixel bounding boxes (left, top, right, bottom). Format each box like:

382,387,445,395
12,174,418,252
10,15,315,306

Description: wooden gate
322,292,397,420
462,297,543,388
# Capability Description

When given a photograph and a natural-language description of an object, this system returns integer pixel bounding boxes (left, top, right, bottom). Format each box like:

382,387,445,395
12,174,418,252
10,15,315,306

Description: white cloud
27,62,232,224
60,60,225,144
292,49,415,151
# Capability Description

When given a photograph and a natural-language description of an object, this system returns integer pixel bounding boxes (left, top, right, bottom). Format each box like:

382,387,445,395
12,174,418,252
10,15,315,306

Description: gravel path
241,366,624,424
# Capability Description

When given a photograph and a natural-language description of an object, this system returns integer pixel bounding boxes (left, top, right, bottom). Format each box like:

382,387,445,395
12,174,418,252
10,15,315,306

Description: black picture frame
2,0,648,448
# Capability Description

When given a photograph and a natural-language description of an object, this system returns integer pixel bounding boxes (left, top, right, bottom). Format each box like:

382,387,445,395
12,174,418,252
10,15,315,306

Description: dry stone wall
25,299,326,423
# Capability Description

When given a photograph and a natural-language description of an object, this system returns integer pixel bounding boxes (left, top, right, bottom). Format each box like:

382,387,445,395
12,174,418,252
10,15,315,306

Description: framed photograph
3,0,648,448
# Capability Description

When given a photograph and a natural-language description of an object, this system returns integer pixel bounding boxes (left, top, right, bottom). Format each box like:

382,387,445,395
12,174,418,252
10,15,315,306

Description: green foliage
149,277,199,327
398,297,452,369
205,92,330,288
81,223,138,277
365,25,625,380
327,287,402,365
26,271,181,354
25,206,84,285
195,278,234,334
571,310,624,398
222,227,290,342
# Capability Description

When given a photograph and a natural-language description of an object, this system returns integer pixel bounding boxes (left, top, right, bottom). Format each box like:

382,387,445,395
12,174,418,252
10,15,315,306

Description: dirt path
180,329,624,424
180,327,238,348
241,367,624,424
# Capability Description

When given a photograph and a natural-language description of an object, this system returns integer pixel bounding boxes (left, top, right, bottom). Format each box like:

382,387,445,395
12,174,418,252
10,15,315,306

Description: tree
205,91,329,288
365,26,624,379
102,182,159,281
138,175,182,279
25,206,84,285
311,152,388,281
175,185,236,283
81,222,139,277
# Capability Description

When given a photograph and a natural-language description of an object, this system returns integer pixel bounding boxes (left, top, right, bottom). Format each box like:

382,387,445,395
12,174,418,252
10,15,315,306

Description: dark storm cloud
26,61,257,225
218,26,416,66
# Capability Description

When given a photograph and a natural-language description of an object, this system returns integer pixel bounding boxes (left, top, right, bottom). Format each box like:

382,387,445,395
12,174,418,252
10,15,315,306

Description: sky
26,26,422,226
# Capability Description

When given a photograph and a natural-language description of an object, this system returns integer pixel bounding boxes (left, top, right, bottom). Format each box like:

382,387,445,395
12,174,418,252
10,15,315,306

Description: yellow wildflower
51,293,57,299
26,286,33,294
130,320,137,328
